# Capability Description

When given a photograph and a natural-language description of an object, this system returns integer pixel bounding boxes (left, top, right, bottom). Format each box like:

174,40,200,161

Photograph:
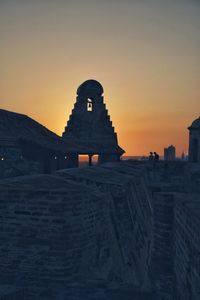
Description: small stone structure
188,116,200,162
62,80,125,167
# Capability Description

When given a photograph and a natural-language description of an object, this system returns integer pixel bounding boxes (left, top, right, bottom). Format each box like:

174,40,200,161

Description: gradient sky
0,0,199,156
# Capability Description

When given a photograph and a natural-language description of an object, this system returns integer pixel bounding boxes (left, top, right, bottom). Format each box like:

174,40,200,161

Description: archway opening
79,155,89,167
87,98,93,112
91,155,98,165
78,154,99,167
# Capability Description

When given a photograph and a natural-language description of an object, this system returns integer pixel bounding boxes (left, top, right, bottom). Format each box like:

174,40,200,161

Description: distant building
188,116,200,162
181,152,185,161
164,145,176,161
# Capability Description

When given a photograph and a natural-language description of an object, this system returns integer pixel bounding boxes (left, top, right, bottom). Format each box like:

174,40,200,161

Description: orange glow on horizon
0,78,196,157
0,79,196,157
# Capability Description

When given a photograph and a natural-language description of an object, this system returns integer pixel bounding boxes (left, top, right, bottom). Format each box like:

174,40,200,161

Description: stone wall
0,175,111,299
151,193,175,300
56,164,153,287
0,163,154,299
174,194,200,300
1,160,199,299
149,162,200,300
0,158,40,179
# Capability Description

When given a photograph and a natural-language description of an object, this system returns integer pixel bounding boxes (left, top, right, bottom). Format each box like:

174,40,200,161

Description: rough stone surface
0,160,199,299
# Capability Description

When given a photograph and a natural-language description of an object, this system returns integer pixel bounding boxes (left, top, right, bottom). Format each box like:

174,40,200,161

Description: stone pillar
88,154,93,166
66,153,79,168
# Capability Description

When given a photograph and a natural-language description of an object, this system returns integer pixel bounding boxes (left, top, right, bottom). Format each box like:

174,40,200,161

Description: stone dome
189,117,200,129
77,80,104,97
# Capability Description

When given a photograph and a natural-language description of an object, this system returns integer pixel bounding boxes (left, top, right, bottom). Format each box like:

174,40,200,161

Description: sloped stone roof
0,109,90,154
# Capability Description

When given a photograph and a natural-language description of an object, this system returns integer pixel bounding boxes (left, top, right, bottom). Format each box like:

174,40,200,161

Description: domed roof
189,117,200,129
77,80,104,96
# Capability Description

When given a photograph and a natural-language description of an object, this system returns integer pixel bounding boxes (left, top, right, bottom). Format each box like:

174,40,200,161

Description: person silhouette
154,152,159,161
149,152,154,161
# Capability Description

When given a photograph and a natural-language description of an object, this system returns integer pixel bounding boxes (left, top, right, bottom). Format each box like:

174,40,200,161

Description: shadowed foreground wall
0,164,153,299
56,164,153,286
0,175,112,299
0,161,200,300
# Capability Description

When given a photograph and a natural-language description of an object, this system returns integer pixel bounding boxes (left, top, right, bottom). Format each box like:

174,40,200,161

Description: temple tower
188,117,200,162
62,80,125,166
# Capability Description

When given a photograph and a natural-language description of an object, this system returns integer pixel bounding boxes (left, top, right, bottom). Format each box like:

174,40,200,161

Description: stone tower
188,117,200,162
62,80,125,166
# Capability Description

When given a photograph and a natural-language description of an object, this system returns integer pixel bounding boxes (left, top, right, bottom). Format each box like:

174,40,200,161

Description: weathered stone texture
0,175,110,299
0,160,199,299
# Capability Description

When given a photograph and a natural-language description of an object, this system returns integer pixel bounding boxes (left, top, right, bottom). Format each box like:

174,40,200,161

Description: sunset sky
0,0,199,156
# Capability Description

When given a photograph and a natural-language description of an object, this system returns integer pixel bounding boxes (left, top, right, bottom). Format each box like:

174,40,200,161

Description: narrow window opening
87,98,93,112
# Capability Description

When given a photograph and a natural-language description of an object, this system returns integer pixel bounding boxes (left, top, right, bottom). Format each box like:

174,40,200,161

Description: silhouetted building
188,117,200,162
62,80,125,167
0,109,89,176
164,145,176,161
